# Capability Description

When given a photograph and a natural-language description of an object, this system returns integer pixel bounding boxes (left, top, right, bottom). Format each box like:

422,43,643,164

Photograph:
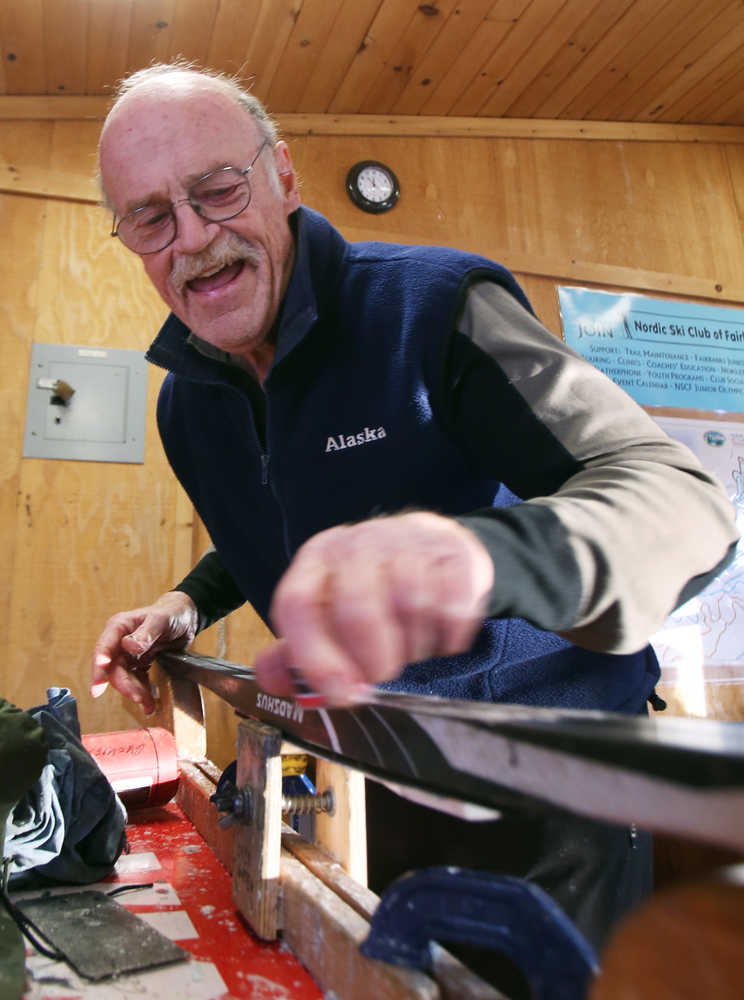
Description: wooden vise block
232,718,369,939
228,716,502,1000
155,671,506,1000
232,718,283,939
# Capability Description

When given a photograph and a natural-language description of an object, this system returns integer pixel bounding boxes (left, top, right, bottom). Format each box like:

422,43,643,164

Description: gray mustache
169,234,261,293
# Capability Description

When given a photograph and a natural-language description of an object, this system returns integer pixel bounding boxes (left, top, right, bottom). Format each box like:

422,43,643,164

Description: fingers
90,592,198,711
107,661,157,715
267,513,494,704
254,639,299,697
91,640,157,714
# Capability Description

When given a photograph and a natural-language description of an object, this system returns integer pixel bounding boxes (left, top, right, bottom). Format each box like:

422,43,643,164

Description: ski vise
163,689,511,999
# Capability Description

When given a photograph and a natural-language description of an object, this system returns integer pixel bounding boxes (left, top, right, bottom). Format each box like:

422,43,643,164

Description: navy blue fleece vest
149,207,659,713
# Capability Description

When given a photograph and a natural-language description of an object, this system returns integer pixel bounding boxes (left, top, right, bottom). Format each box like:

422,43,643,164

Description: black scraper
17,890,188,980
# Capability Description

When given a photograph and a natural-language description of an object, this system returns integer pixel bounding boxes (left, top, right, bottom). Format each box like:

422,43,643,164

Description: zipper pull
260,453,270,486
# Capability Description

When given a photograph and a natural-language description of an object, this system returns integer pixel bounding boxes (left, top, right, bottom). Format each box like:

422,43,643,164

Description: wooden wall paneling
43,0,88,96
292,134,519,254
614,0,744,122
641,17,744,124
296,0,383,114
203,0,263,81
287,133,744,302
556,0,698,121
725,144,744,234
276,113,744,146
39,118,101,198
179,517,224,762
265,0,346,112
501,139,744,288
327,0,422,114
0,26,7,94
86,0,134,95
390,0,495,117
4,118,174,732
419,0,528,117
528,0,658,120
124,0,178,81
0,0,742,129
4,96,744,143
0,123,51,707
0,0,47,95
357,0,458,115
184,518,274,770
712,87,744,127
693,68,744,125
580,2,722,123
205,607,274,769
170,481,198,592
450,0,561,118
0,160,98,203
669,50,744,127
221,0,302,106
478,0,603,118
565,0,700,122
167,0,220,69
514,274,562,336
296,0,380,112
505,0,632,119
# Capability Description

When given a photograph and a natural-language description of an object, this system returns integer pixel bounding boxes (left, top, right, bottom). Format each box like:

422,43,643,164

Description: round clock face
346,161,400,214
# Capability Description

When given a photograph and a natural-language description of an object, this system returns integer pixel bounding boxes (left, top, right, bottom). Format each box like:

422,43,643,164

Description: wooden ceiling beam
1,97,744,144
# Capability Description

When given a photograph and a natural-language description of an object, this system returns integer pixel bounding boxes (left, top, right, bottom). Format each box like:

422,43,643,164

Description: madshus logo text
326,426,387,453
256,691,305,724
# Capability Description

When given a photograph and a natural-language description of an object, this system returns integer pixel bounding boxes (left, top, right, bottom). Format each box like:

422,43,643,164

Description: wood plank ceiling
0,0,742,125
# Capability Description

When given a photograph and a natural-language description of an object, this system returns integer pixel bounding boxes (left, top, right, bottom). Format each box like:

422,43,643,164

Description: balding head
99,63,279,207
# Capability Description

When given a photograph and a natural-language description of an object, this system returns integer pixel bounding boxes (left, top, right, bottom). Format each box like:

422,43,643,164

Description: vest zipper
260,452,270,486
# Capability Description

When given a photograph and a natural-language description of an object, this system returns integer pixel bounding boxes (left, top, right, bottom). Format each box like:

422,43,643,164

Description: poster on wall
557,286,744,411
647,417,744,710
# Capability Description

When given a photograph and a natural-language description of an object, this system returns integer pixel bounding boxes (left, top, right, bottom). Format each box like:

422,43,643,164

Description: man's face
99,83,300,361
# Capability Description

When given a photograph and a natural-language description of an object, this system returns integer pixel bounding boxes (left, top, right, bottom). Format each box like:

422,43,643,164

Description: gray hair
98,60,280,206
108,60,279,145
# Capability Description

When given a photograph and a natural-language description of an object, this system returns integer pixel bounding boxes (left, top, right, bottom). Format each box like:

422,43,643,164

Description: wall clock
346,160,400,214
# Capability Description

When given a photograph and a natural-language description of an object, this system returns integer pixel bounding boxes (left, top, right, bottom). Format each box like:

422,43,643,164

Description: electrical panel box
22,343,148,463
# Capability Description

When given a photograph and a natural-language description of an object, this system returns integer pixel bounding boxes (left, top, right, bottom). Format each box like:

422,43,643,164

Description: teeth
199,264,227,279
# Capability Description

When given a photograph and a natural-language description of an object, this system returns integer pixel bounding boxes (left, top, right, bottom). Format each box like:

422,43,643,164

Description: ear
273,140,301,213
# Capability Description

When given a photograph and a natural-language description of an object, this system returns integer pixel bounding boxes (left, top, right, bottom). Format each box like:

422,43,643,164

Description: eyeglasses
111,140,270,255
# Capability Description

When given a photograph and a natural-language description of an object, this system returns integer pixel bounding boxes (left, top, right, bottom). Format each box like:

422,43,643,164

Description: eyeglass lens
117,167,252,253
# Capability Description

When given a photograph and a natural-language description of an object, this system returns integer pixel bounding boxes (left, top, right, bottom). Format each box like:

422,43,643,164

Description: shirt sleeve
173,547,246,634
445,280,739,654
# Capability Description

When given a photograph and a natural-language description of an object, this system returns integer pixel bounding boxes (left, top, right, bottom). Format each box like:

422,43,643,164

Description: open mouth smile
186,260,246,294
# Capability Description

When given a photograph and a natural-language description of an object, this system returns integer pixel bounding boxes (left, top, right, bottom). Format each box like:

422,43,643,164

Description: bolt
282,789,335,816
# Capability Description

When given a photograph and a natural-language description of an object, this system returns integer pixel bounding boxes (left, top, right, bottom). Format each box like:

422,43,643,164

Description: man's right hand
90,591,199,714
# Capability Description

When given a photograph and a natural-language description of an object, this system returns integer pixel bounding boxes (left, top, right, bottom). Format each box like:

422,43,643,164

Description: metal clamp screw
282,789,335,817
213,785,335,828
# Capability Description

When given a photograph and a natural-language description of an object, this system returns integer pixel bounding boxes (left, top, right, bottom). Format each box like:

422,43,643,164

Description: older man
91,63,737,951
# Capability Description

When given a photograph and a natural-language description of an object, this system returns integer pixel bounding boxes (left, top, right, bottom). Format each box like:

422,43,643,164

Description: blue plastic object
360,866,598,1000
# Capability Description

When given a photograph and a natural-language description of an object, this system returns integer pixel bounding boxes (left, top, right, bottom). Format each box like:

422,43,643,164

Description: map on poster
649,416,744,685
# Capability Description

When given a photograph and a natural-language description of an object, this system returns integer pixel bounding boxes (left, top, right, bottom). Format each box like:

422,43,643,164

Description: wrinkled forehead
99,80,261,211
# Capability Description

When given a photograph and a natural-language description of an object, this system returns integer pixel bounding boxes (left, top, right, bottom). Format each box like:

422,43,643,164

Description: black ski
158,650,744,851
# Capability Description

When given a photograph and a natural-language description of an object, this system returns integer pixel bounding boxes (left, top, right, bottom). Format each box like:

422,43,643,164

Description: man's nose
171,200,219,254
